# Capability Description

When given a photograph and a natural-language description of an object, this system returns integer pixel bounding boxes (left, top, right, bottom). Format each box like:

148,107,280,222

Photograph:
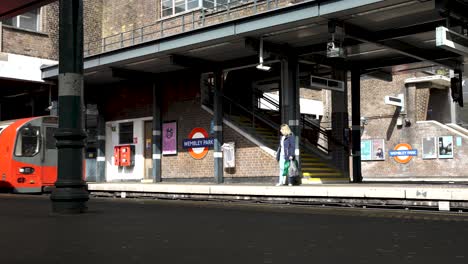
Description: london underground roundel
187,128,209,159
389,143,418,164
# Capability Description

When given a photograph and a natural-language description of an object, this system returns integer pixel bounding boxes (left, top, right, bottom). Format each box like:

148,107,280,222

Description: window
161,0,200,17
119,122,133,144
45,127,57,149
15,126,41,157
3,9,41,32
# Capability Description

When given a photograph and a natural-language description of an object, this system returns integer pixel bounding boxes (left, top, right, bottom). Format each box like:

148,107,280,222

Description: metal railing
252,88,333,153
84,0,293,56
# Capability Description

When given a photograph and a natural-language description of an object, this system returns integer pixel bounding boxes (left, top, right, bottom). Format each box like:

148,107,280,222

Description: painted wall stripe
289,120,299,126
58,73,82,96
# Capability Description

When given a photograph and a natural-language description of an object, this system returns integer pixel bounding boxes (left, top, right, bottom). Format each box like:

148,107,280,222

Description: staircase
226,109,345,184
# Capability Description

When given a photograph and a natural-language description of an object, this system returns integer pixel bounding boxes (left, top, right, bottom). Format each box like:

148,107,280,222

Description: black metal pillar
213,70,224,184
50,0,89,213
351,69,362,183
331,66,350,179
280,56,301,161
152,82,162,182
96,115,105,182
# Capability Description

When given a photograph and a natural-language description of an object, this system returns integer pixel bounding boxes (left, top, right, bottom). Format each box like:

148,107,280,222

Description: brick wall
1,0,103,59
102,0,159,38
359,73,468,179
161,73,277,179
100,72,277,181
84,0,103,54
2,3,58,59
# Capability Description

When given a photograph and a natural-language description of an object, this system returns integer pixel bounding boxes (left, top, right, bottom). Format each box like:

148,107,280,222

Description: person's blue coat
276,134,295,161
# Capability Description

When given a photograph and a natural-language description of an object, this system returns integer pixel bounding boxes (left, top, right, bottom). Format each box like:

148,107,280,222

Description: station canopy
38,0,468,84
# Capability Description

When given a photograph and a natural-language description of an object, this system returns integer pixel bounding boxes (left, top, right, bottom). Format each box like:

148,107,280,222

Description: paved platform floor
1,194,468,264
88,182,468,202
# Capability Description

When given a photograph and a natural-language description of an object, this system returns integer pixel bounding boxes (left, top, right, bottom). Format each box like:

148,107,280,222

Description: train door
144,121,153,180
13,124,43,192
41,125,57,186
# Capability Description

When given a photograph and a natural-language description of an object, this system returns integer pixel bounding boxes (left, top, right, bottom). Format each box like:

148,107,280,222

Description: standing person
276,124,296,186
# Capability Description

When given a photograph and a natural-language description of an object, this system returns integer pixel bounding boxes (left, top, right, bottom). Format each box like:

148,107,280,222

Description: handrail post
182,15,185,32
192,12,195,29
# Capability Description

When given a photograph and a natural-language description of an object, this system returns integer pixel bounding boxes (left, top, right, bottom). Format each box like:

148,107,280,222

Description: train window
45,127,57,149
15,126,41,157
119,122,133,144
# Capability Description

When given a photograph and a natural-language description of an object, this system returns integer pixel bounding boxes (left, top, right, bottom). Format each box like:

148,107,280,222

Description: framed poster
422,137,437,159
371,139,385,160
361,139,372,161
162,121,177,155
438,136,453,159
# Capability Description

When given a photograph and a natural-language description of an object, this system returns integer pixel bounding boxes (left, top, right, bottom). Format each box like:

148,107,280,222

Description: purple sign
162,121,177,155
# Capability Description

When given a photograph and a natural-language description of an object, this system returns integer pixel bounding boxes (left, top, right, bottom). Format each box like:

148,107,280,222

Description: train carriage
0,116,58,193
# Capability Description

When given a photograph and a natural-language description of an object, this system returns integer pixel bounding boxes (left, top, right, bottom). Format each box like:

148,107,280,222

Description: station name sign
389,150,418,157
183,138,214,148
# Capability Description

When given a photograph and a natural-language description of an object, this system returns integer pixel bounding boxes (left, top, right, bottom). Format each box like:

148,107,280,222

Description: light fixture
256,38,271,71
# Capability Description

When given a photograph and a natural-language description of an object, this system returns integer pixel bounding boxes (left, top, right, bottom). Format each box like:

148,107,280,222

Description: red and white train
0,116,58,193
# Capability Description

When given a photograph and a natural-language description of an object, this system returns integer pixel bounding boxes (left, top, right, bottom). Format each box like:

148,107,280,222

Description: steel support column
96,115,105,182
50,0,89,213
351,69,362,183
213,70,224,184
280,56,301,162
331,66,350,179
152,82,162,182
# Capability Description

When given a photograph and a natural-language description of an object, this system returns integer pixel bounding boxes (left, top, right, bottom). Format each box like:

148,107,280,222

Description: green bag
282,159,299,177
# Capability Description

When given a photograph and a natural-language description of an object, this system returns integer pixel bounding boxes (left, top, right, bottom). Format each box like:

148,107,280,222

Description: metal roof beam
343,22,462,70
169,54,215,70
111,67,159,81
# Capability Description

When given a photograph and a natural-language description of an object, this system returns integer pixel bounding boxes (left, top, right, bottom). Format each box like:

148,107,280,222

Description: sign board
384,94,404,111
436,26,468,56
183,127,214,159
162,121,177,155
389,143,417,164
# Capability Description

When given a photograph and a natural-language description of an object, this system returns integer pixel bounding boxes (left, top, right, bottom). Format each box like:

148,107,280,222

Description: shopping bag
288,160,299,178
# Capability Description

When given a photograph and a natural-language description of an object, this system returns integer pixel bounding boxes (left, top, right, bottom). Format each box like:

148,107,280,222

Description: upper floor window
162,0,199,17
2,9,41,32
161,0,232,18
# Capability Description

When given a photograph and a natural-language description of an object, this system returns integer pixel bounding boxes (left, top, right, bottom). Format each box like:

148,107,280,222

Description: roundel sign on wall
183,127,214,159
389,143,418,164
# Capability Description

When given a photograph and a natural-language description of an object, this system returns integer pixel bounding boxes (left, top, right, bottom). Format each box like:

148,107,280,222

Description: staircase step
302,172,342,177
301,177,349,184
301,162,329,166
301,167,336,172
